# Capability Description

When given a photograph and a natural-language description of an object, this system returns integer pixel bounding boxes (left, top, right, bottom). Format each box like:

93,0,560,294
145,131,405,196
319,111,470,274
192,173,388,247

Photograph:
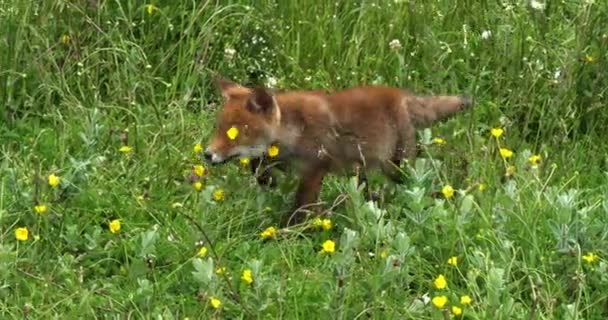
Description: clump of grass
1,1,607,319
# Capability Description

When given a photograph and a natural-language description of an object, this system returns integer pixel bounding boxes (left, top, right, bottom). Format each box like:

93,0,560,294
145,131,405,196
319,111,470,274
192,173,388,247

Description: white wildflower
530,0,545,11
389,39,402,51
224,48,236,60
265,76,277,87
481,30,492,40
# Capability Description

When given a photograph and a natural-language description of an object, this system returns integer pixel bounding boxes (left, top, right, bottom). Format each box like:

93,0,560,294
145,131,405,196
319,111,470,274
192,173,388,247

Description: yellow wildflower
240,157,250,167
528,154,542,166
380,249,389,259
193,181,203,192
216,267,227,275
321,218,333,231
321,239,336,254
209,296,221,309
433,137,446,146
48,174,61,188
193,165,205,177
145,4,155,15
193,143,203,154
119,145,132,153
447,256,458,267
197,246,208,257
60,34,71,45
441,185,455,199
260,226,277,240
451,306,463,316
433,274,447,289
267,145,279,158
109,219,121,234
212,189,225,201
460,295,472,305
241,269,253,284
226,127,239,140
34,234,41,241
582,252,598,264
499,148,513,159
34,204,48,214
478,183,487,191
491,127,504,138
15,227,29,241
432,295,448,309
585,54,595,63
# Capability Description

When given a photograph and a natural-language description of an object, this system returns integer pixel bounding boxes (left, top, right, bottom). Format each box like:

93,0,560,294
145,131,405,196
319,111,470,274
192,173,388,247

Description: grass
1,0,608,319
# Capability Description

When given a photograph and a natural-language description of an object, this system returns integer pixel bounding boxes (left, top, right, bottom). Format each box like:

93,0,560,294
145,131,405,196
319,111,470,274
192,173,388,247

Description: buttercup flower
433,137,446,146
119,145,132,153
585,54,595,63
491,127,504,138
432,295,448,308
209,297,221,309
60,34,71,45
48,174,61,187
260,226,277,239
226,127,239,140
321,240,336,254
452,306,463,316
193,165,205,177
216,267,227,275
582,252,598,264
442,185,455,199
380,249,389,259
193,181,203,192
145,4,155,14
197,246,208,257
213,189,225,201
460,295,472,305
240,157,250,167
241,269,253,284
433,274,447,289
267,145,279,158
34,204,48,214
193,143,203,154
109,219,121,234
499,148,513,159
447,256,458,267
478,183,487,191
528,154,542,166
15,227,29,241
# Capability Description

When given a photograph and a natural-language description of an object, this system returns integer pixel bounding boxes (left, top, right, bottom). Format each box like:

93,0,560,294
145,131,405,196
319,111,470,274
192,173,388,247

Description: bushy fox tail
409,95,473,128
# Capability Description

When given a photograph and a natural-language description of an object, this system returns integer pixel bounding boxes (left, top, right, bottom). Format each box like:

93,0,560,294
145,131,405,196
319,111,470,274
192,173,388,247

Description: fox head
204,78,281,164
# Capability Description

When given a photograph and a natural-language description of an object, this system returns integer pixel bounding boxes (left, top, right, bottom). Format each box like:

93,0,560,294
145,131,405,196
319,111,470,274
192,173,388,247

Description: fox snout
203,147,227,165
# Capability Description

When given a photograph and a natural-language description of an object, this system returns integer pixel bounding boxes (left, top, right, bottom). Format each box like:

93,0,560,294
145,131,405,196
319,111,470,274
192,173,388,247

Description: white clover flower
530,0,545,11
389,39,402,51
224,48,236,60
481,30,492,40
265,76,277,87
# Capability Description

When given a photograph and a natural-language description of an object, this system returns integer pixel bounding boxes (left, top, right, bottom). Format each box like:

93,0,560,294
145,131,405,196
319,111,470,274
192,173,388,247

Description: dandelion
48,173,61,187
460,295,472,305
433,137,446,146
389,39,402,50
432,295,448,308
529,154,542,166
452,306,463,316
499,148,513,159
193,165,205,177
212,189,225,201
15,227,29,241
145,4,155,14
267,145,279,158
481,30,492,40
226,127,239,140
209,296,221,309
530,0,546,11
60,34,71,45
582,252,598,264
241,269,253,284
197,246,208,257
193,181,203,192
240,157,250,167
109,219,121,234
321,239,336,254
433,274,447,289
260,226,277,239
441,185,455,199
447,256,458,267
119,145,132,153
193,143,203,154
490,127,504,138
34,234,41,241
34,204,48,214
215,267,227,275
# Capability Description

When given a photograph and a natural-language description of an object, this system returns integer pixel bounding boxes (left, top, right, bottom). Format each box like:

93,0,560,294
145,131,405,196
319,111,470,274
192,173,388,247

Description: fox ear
246,86,275,114
215,76,249,99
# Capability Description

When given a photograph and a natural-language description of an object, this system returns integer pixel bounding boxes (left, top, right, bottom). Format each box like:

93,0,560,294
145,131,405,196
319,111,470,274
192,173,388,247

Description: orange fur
205,78,473,226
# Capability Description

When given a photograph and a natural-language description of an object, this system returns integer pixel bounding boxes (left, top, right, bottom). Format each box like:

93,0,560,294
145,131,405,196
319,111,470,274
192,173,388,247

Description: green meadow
1,1,607,319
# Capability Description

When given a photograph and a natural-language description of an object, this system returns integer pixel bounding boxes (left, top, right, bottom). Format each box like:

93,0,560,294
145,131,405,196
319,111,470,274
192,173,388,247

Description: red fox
204,77,473,226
